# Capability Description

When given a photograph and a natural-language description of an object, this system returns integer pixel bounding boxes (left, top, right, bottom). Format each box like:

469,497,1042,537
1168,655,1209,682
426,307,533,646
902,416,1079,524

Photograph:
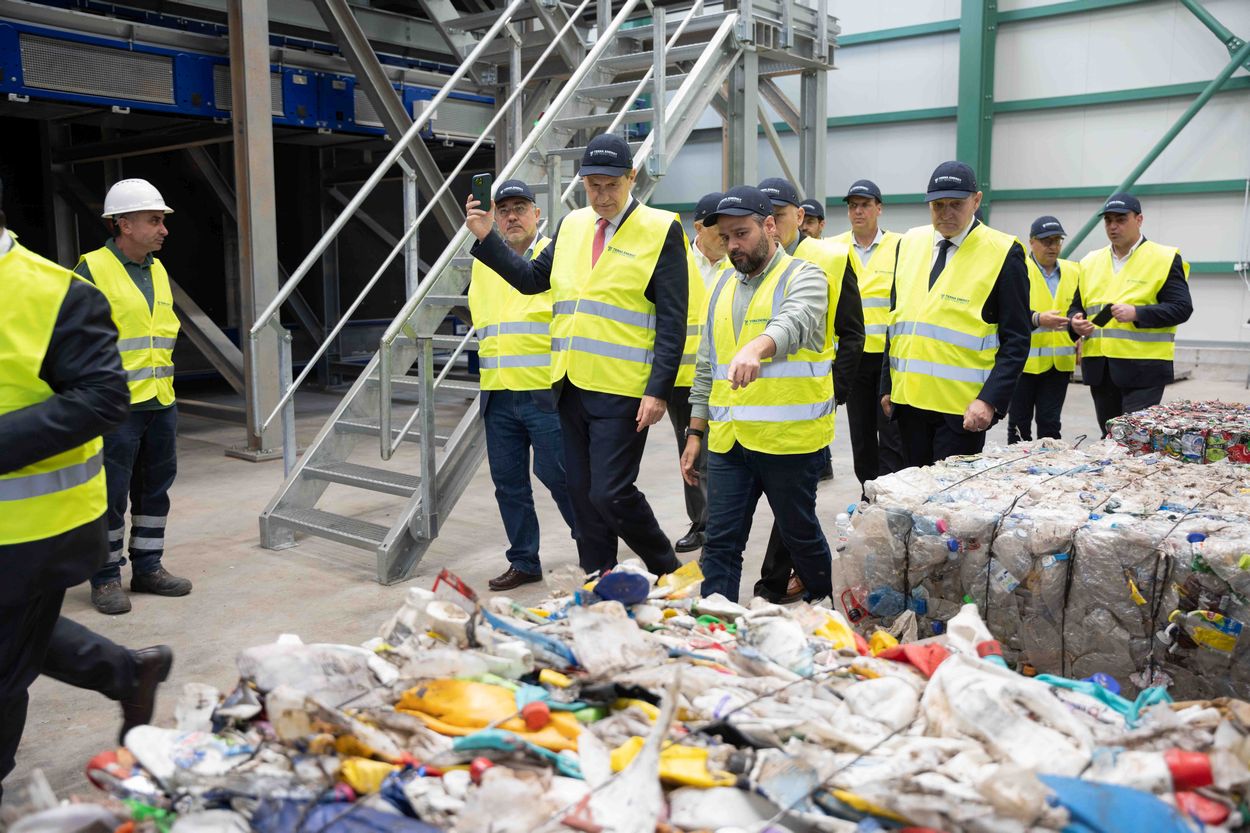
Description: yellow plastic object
612,698,660,722
526,608,551,618
610,737,736,788
869,631,899,656
336,734,394,763
812,610,859,651
339,757,399,794
828,789,909,823
539,669,573,688
657,560,704,598
396,679,581,752
1127,576,1147,606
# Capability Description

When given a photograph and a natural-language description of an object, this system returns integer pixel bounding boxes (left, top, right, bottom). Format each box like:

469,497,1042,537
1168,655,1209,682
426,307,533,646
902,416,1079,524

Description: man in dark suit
465,134,687,577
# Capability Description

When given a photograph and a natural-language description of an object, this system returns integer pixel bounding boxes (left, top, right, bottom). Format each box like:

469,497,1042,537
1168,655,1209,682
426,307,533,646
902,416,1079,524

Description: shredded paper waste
6,430,1250,833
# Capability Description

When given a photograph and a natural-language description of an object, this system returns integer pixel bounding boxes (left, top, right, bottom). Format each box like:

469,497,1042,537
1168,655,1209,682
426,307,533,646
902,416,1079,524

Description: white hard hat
102,178,174,218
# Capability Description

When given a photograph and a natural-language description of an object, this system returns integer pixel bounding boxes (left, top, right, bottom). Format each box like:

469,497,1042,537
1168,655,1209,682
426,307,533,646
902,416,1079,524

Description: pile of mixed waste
6,553,1250,832
1106,400,1250,463
843,436,1249,702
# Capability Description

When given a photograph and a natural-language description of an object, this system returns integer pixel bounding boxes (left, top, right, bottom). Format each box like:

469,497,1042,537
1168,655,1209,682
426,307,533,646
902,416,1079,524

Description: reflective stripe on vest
832,230,899,353
676,248,708,387
0,240,107,544
79,247,179,406
549,204,676,398
468,236,554,391
1077,240,1188,362
707,254,835,455
1024,256,1080,374
888,223,1016,416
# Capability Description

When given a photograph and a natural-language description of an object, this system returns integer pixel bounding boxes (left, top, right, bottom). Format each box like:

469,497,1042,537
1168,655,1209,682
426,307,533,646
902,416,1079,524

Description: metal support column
41,123,78,268
955,0,997,213
725,49,760,188
799,69,828,207
1062,37,1250,257
226,0,283,462
403,169,420,298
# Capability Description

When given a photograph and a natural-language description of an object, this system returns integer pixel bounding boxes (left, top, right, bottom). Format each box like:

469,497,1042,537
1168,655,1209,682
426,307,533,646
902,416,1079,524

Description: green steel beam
956,0,997,214
837,19,958,47
996,0,1159,23
827,106,958,128
1178,0,1249,66
995,77,1250,113
1062,37,1250,257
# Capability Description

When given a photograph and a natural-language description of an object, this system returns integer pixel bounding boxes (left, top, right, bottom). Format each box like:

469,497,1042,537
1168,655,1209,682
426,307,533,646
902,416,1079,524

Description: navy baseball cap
578,133,633,177
842,179,882,203
926,161,978,201
494,179,536,203
694,191,725,224
757,177,801,207
1101,192,1142,216
704,186,773,224
1030,215,1066,239
799,199,825,220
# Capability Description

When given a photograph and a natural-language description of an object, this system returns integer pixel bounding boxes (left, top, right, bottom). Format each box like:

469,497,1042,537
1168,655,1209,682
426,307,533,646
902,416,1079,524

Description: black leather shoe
777,573,806,604
92,581,131,615
675,524,705,553
131,566,192,596
120,645,173,744
489,567,543,592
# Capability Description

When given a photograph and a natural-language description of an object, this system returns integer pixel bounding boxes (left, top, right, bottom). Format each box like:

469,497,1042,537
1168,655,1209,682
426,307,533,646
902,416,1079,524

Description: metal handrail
377,0,647,459
247,0,529,432
557,0,707,208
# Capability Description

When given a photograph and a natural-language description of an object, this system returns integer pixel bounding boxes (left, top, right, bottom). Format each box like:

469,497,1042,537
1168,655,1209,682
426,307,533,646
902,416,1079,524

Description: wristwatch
684,427,705,441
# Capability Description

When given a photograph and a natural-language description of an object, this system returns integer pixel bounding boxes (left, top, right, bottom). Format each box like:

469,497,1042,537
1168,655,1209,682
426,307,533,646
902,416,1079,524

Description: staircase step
450,256,474,270
336,418,452,445
425,294,470,307
432,334,480,350
267,507,389,550
553,108,654,131
383,375,480,396
303,462,421,497
597,42,709,73
577,74,688,101
548,140,644,160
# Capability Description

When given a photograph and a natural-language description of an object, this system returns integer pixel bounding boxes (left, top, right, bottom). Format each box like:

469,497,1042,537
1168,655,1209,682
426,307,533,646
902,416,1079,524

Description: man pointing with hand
466,134,688,578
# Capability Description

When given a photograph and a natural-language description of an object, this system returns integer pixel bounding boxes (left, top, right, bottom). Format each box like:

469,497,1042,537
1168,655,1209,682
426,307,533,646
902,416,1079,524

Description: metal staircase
250,0,837,583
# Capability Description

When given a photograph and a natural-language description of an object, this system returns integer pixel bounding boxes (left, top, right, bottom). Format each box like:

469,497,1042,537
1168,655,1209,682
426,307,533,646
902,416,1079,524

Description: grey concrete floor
8,377,1248,800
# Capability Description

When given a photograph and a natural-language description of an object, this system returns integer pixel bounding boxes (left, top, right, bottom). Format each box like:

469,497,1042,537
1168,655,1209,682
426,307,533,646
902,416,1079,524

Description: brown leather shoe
120,645,173,744
488,567,543,592
777,573,806,604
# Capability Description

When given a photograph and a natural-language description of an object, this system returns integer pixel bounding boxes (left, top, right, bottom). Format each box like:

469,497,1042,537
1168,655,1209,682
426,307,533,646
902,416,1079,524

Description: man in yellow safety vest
880,162,1032,466
1068,193,1192,436
681,186,864,603
466,134,689,578
468,179,582,591
798,198,826,239
75,179,190,614
1007,215,1080,443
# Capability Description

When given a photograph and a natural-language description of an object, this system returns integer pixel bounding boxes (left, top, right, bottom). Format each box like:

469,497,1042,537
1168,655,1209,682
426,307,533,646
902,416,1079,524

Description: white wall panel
828,0,960,36
826,119,958,195
827,36,960,115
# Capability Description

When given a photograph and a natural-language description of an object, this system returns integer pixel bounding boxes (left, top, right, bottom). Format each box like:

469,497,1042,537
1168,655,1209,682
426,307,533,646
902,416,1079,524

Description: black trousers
42,618,136,702
666,385,707,531
0,590,64,801
1007,369,1070,444
558,384,680,576
845,351,904,491
1090,380,1166,438
895,404,987,468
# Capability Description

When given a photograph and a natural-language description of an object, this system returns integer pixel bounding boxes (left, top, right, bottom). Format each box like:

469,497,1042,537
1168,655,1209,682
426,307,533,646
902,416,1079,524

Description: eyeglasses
494,203,533,218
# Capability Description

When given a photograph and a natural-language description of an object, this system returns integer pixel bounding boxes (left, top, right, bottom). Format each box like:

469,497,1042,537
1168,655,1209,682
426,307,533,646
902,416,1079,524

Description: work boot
119,645,173,745
777,573,806,605
91,581,131,615
488,567,543,592
674,523,705,553
130,566,192,597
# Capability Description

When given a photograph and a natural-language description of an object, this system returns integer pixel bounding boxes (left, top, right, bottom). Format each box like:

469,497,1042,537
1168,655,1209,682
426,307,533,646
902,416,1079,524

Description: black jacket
1067,241,1192,389
0,268,130,599
470,199,688,417
879,223,1032,427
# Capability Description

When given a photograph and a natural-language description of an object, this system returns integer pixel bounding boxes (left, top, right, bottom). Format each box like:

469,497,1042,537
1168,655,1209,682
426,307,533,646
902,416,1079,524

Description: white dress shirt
690,239,726,290
853,227,884,263
0,229,12,257
931,219,977,268
1110,234,1144,274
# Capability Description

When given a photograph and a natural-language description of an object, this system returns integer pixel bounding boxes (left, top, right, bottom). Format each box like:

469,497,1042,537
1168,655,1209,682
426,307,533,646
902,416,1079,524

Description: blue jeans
483,390,579,575
93,406,178,586
700,442,832,603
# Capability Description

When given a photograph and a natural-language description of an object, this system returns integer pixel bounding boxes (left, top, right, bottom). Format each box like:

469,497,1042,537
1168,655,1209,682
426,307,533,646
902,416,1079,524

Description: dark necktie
929,238,953,288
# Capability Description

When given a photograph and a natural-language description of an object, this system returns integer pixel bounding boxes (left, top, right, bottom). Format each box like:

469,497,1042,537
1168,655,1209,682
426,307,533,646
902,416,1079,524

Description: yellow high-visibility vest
1024,257,1080,374
676,248,708,388
79,246,179,405
1077,240,1189,362
549,203,682,398
888,223,1017,416
707,252,835,455
831,230,900,353
793,235,850,357
1,239,106,544
469,236,553,391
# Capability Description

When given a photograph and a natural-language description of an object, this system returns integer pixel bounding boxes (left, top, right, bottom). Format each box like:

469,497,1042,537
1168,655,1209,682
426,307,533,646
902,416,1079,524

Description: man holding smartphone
464,134,688,578
1068,193,1192,436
